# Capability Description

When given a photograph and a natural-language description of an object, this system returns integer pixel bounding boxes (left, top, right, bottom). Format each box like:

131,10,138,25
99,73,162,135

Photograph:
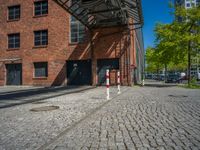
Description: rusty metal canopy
54,0,143,29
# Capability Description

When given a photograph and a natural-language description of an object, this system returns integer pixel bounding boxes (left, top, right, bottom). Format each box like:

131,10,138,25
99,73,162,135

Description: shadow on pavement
144,84,177,88
143,80,178,88
0,86,95,109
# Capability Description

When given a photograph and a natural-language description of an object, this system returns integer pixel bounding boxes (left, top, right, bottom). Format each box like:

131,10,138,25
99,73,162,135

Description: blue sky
142,0,174,49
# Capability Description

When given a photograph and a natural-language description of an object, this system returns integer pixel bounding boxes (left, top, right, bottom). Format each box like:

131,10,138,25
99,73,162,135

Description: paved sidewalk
0,85,200,150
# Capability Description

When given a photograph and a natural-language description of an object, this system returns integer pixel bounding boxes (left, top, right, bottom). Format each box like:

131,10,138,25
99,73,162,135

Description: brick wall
0,0,69,86
0,0,136,86
91,27,133,86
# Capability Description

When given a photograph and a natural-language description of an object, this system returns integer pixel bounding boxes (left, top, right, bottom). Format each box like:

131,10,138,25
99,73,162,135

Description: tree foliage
145,47,163,73
146,4,200,75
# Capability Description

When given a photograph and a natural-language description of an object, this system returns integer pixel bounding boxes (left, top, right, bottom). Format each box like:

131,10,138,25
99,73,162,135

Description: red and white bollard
106,69,110,100
117,71,121,94
142,79,145,86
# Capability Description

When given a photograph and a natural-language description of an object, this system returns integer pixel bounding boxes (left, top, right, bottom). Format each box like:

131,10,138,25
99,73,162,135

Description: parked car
145,74,153,79
158,75,165,81
198,72,200,81
166,74,181,83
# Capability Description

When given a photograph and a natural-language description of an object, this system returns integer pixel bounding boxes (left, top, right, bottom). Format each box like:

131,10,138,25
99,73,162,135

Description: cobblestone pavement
0,85,200,150
0,87,127,150
0,86,93,108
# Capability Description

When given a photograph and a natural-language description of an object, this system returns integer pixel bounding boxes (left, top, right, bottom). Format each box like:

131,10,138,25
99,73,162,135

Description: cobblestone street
0,85,200,150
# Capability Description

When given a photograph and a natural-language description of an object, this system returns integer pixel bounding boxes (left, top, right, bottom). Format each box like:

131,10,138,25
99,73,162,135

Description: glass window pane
34,62,48,77
15,43,20,48
71,38,78,43
8,34,20,48
34,30,48,46
8,5,20,20
34,1,48,16
70,0,85,43
42,40,48,45
35,41,41,46
8,43,14,49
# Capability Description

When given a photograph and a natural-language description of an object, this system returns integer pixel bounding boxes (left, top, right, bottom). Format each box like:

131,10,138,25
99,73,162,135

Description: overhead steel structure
54,0,143,29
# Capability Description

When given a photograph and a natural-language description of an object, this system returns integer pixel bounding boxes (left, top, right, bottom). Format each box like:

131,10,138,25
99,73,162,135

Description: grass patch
179,78,200,89
179,84,200,89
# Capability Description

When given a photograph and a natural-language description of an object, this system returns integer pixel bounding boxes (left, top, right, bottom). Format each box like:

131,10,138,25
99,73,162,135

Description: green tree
153,5,200,84
145,47,163,75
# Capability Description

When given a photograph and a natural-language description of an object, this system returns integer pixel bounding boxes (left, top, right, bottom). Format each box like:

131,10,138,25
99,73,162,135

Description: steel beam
53,0,143,28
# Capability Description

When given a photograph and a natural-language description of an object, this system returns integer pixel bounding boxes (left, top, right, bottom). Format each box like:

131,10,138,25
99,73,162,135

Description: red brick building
0,0,144,86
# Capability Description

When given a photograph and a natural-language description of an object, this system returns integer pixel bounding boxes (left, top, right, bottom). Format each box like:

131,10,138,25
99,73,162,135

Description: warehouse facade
0,0,144,86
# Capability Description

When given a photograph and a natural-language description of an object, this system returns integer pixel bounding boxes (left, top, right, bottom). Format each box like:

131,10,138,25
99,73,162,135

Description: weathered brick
0,0,138,86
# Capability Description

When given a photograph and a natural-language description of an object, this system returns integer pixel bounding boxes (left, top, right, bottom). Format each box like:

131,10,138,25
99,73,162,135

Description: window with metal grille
8,5,20,20
70,16,85,43
34,30,48,46
34,62,48,77
34,1,48,16
186,3,191,7
8,33,20,49
70,0,85,43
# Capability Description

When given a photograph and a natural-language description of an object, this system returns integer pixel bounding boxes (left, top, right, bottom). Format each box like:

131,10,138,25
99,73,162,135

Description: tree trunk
165,64,167,83
188,40,191,85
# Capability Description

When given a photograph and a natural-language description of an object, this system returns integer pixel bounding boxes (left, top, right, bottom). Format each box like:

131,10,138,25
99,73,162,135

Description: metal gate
67,60,92,85
97,58,119,85
6,63,22,85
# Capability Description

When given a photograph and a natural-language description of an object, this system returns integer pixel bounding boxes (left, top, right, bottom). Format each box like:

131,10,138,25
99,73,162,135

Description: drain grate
30,106,59,112
168,95,188,98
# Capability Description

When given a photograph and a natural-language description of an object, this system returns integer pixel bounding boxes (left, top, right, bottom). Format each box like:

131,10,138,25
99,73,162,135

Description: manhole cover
30,106,59,112
168,95,188,98
91,97,102,99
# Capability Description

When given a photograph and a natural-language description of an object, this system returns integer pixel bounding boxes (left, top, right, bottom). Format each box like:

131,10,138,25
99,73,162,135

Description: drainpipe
127,23,131,86
90,30,96,86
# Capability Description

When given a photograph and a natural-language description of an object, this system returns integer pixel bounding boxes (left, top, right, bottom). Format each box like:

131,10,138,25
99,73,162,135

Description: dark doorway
6,63,22,85
67,60,92,85
97,58,119,85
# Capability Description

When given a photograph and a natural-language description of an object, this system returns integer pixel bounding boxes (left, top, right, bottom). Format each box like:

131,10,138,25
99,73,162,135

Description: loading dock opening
6,63,22,85
97,58,119,85
67,60,92,85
